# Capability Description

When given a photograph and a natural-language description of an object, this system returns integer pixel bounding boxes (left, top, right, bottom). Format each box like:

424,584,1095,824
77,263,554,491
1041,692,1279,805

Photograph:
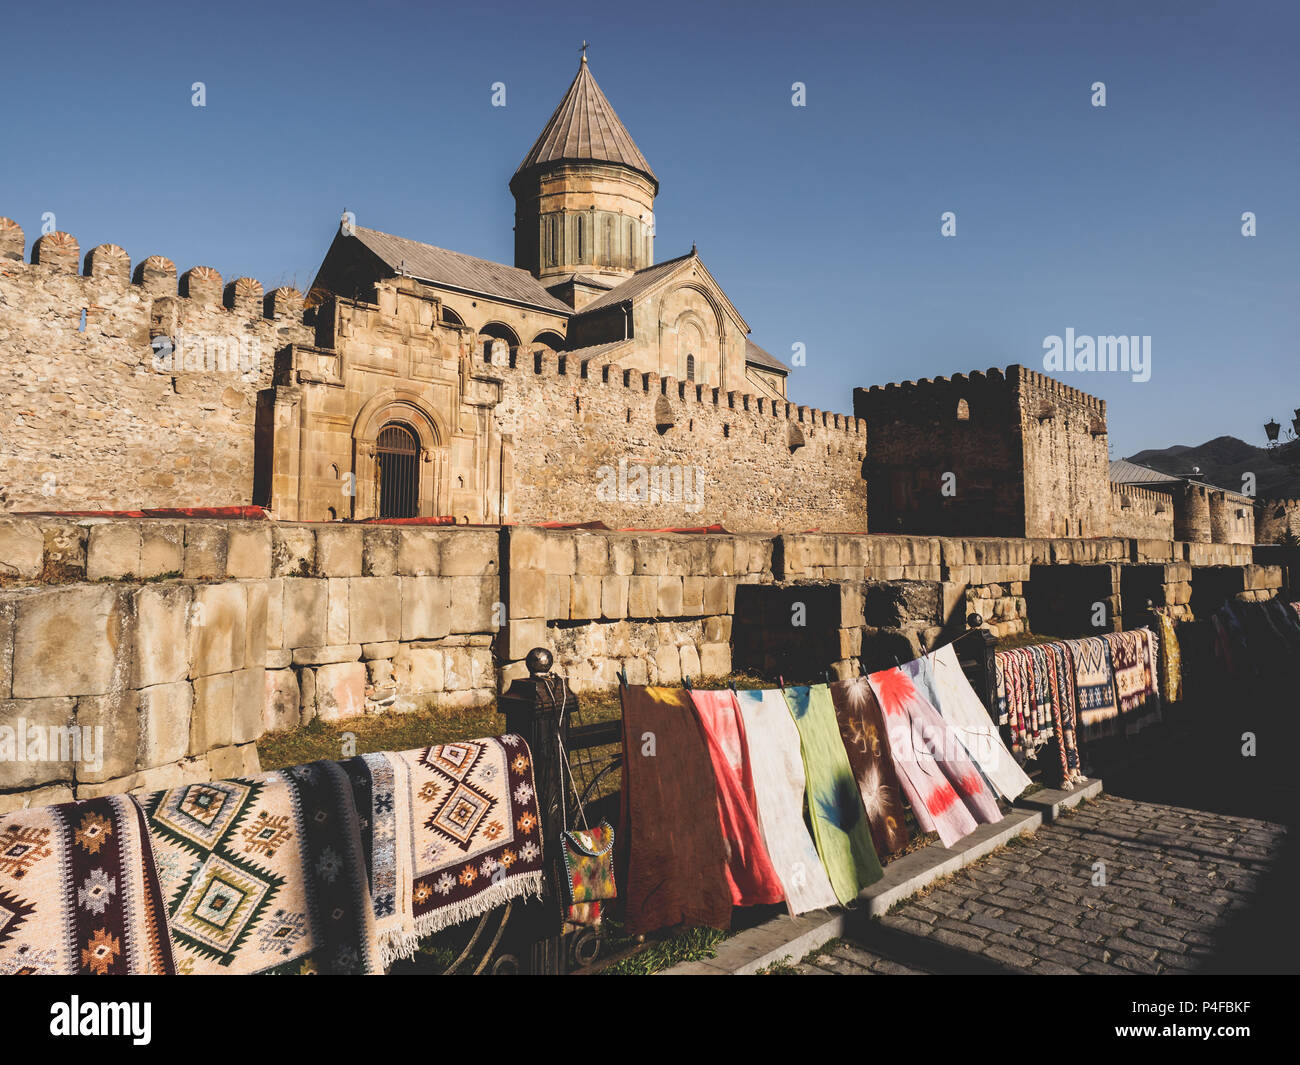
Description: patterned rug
350,739,547,965
781,684,883,905
1064,636,1120,742
141,761,382,974
827,677,912,857
732,689,839,915
0,795,174,975
1104,629,1162,734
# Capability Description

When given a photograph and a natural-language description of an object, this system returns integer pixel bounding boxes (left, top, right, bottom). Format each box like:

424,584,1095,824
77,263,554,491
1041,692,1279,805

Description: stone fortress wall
1,513,1287,811
0,218,313,513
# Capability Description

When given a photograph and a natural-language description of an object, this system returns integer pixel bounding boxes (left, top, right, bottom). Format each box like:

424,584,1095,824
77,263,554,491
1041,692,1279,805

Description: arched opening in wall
479,322,521,367
956,397,970,421
532,330,565,352
686,354,696,382
375,422,420,519
603,216,614,264
625,219,635,269
441,306,465,327
576,216,586,263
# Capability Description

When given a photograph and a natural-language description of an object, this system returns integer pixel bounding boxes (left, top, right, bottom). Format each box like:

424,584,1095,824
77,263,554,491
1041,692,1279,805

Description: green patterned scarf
781,684,883,904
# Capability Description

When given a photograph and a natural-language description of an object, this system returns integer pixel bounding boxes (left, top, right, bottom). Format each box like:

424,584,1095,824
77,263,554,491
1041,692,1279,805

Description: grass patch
801,937,843,964
757,956,799,975
994,630,1068,651
257,703,500,770
600,924,727,975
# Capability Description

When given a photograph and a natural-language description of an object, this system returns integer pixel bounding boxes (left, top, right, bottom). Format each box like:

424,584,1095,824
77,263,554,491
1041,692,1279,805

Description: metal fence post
497,647,571,974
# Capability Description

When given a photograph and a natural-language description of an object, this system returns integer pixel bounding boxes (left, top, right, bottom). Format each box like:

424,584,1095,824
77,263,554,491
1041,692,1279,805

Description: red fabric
356,516,457,525
12,506,269,519
617,524,730,534
687,689,785,907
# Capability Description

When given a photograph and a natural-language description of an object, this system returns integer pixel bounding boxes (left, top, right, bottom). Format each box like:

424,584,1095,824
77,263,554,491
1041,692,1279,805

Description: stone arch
351,390,448,519
478,321,521,366
956,397,970,421
531,329,565,351
441,305,465,326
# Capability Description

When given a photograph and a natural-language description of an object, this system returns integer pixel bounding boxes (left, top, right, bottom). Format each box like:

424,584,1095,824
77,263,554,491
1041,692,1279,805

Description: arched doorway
376,422,420,518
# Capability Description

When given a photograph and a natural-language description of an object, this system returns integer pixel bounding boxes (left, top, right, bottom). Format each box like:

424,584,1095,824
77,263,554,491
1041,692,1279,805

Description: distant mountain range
1126,436,1300,500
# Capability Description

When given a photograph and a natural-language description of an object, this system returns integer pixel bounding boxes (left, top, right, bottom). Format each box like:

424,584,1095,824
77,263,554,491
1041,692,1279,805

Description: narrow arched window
576,217,585,262
957,398,970,421
686,354,696,381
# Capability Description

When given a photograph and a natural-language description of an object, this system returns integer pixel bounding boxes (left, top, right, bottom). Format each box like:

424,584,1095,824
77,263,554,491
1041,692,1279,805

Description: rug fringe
377,872,547,968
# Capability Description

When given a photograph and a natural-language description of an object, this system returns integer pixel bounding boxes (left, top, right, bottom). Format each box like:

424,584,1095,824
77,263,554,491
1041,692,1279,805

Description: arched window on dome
576,216,586,263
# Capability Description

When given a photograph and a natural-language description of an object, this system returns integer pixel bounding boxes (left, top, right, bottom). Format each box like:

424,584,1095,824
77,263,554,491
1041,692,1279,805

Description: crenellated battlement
0,216,307,327
488,341,866,438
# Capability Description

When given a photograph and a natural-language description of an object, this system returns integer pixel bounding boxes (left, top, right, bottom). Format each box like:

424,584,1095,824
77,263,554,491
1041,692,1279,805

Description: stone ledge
1013,777,1103,821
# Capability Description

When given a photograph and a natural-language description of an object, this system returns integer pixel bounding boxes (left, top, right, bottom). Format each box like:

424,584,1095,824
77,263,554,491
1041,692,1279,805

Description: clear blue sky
2,0,1295,457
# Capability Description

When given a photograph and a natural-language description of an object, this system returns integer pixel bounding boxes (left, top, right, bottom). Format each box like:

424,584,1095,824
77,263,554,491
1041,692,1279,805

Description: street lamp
1265,418,1281,443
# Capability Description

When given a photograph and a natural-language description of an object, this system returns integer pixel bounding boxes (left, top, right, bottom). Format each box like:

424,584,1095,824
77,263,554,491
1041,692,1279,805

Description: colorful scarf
687,689,785,907
732,689,839,915
1155,612,1183,704
0,795,174,975
619,686,732,935
1065,636,1120,742
141,762,382,974
1046,641,1084,785
781,685,884,904
342,739,546,965
828,677,912,856
906,645,1032,801
868,667,1002,847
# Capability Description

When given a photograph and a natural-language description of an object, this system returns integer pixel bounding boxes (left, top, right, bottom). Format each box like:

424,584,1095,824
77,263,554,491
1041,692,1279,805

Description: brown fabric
828,677,911,857
618,686,732,936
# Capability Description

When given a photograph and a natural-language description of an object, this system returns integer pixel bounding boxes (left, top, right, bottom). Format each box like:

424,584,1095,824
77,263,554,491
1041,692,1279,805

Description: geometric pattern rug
0,794,174,975
140,761,382,975
351,738,547,965
0,735,546,974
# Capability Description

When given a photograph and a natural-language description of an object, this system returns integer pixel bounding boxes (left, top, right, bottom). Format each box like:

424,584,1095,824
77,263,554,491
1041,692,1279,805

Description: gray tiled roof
745,339,788,374
514,59,656,185
559,340,631,364
350,225,572,314
1109,459,1182,485
571,252,696,316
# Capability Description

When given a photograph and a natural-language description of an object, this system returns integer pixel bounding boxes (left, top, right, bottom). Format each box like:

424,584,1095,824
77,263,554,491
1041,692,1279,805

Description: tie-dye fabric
781,685,883,905
733,689,839,915
828,677,912,857
867,667,1002,848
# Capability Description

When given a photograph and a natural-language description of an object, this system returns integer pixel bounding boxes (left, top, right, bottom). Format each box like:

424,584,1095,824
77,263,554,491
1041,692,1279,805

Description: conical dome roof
513,57,657,188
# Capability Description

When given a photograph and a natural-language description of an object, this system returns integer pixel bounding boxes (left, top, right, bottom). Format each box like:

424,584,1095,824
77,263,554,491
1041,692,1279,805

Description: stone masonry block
133,583,194,688
264,669,300,733
315,525,363,577
281,578,326,650
440,531,498,576
137,681,193,769
272,525,316,577
450,575,499,633
0,521,43,579
140,523,184,578
226,524,272,578
13,585,128,699
190,672,234,753
601,576,629,619
507,569,547,620
76,690,141,784
402,576,452,641
397,528,442,576
190,583,246,677
87,523,142,580
570,575,602,620
362,527,400,576
314,661,367,720
0,697,76,789
183,523,228,579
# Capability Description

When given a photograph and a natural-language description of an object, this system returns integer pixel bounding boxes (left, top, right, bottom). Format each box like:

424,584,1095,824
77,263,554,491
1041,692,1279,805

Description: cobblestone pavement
793,795,1289,975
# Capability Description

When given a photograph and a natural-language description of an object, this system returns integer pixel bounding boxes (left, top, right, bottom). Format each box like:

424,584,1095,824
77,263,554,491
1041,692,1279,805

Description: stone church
282,55,792,524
